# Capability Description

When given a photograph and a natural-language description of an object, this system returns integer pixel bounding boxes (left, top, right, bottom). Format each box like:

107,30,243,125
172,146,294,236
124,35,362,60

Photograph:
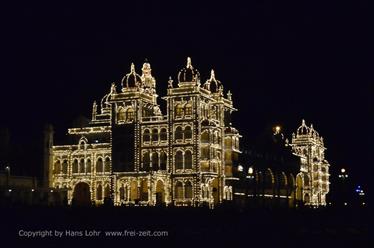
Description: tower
290,120,330,206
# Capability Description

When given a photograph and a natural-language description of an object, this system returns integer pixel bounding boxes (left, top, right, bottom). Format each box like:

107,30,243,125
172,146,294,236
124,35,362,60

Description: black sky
0,1,371,188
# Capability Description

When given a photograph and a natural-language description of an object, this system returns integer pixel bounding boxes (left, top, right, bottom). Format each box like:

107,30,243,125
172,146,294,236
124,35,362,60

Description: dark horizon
0,1,371,192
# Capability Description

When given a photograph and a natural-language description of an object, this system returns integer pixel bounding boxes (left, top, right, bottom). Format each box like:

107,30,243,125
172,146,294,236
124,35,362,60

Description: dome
177,57,200,83
297,119,310,135
204,69,223,93
121,63,142,89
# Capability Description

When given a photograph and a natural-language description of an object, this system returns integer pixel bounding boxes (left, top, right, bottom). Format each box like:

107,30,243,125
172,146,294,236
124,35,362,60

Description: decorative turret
121,63,142,90
177,57,200,86
204,69,223,94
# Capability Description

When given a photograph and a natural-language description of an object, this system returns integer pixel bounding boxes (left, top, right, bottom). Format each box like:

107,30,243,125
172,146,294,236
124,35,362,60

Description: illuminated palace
48,58,241,207
46,58,330,207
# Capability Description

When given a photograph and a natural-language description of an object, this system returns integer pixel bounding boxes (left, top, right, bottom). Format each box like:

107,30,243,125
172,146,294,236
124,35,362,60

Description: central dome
177,57,200,84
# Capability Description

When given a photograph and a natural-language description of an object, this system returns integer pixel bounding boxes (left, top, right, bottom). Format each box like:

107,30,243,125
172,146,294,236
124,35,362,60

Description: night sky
0,2,371,189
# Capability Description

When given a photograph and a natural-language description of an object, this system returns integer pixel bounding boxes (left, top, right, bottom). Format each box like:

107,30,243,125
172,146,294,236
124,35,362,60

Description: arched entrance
155,180,165,206
211,178,219,205
72,182,91,206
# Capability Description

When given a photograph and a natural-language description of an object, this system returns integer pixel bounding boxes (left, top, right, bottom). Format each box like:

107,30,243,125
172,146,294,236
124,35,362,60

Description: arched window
160,151,167,170
151,128,158,142
86,159,91,173
54,161,61,174
160,128,167,141
79,159,85,173
184,126,192,140
175,151,183,169
117,107,126,121
126,108,135,121
185,103,192,115
201,130,209,143
104,157,111,172
96,158,103,173
175,181,183,199
175,104,184,117
72,159,78,174
104,185,110,198
62,160,68,174
97,184,103,200
184,150,192,169
175,126,183,140
201,147,210,160
185,181,193,199
152,152,159,170
143,129,150,142
143,151,150,171
119,185,125,201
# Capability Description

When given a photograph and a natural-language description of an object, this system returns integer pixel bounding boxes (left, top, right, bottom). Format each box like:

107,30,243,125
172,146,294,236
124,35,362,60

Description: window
54,161,61,174
175,104,184,117
152,152,159,170
119,185,125,201
126,108,135,121
152,128,158,142
118,108,126,121
185,181,193,199
143,152,150,171
86,159,91,173
143,129,150,142
160,128,167,141
104,157,111,172
96,158,103,173
62,160,68,174
72,159,78,174
104,185,110,198
201,130,209,143
184,150,192,169
175,151,183,169
160,151,167,170
97,184,103,200
79,159,85,173
184,126,192,140
175,126,183,140
185,103,192,115
175,182,183,199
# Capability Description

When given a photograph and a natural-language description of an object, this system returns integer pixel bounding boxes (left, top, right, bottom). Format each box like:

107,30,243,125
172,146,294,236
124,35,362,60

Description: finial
110,82,117,94
130,63,135,73
144,58,148,63
168,76,174,88
227,90,232,101
187,57,192,68
310,124,314,129
302,119,305,126
210,69,215,80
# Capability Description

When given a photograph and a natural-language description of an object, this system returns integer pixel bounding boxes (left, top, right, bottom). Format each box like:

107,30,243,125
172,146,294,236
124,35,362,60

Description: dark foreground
1,205,371,247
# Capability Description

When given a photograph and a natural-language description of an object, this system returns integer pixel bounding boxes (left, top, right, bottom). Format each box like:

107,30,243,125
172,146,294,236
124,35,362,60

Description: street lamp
338,168,348,179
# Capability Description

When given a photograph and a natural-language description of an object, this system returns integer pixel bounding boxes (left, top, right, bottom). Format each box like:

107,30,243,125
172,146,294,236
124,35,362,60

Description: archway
155,180,165,205
72,182,91,206
211,178,219,205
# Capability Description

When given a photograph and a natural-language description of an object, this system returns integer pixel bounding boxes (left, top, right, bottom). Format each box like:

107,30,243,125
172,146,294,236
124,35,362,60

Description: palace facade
46,58,330,208
47,58,241,207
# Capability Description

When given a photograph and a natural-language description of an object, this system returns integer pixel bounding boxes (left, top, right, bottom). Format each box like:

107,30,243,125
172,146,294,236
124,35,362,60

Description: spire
130,63,135,73
187,57,192,68
302,119,306,126
210,69,216,80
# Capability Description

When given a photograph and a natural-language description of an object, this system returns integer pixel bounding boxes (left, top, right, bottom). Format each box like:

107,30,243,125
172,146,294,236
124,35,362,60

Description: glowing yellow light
248,167,253,175
275,126,281,133
341,168,346,173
